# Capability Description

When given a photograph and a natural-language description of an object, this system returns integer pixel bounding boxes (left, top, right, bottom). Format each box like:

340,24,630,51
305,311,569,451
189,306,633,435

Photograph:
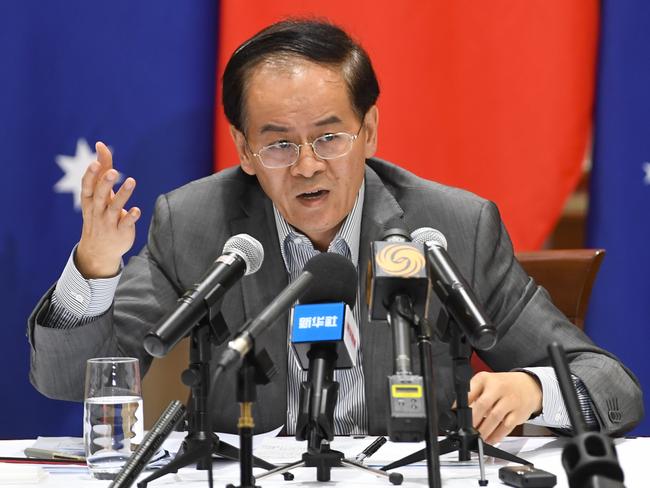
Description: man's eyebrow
315,115,343,127
258,115,343,134
259,123,289,134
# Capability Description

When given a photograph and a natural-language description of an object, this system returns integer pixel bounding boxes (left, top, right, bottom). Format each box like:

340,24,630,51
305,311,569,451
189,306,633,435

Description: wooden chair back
471,248,605,375
141,337,190,430
515,248,605,330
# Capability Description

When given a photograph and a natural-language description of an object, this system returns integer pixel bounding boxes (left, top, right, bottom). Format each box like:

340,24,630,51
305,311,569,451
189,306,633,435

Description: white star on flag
643,162,650,185
54,138,122,210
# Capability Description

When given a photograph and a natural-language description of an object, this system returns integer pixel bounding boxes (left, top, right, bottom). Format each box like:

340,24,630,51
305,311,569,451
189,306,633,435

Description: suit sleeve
28,194,181,402
471,200,643,435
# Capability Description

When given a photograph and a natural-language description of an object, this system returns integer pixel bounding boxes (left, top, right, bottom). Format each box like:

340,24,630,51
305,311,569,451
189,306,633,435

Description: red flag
215,1,598,251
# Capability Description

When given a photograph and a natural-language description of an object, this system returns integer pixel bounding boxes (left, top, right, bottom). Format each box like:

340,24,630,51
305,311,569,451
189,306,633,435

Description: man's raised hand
76,141,141,278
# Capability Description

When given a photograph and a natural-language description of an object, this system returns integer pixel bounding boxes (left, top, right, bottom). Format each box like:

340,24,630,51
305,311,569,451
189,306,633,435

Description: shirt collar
273,180,365,269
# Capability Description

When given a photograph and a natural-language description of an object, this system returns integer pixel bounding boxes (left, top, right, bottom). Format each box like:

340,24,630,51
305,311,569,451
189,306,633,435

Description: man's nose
290,143,326,178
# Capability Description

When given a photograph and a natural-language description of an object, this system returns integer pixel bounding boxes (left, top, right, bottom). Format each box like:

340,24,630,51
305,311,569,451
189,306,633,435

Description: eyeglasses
248,125,363,169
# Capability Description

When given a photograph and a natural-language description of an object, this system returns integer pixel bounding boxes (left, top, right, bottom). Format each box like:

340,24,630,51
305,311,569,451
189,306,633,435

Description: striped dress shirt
273,183,368,436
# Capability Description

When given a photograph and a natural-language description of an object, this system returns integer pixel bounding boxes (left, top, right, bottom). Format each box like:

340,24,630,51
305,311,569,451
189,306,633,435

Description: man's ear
229,125,256,175
362,105,379,159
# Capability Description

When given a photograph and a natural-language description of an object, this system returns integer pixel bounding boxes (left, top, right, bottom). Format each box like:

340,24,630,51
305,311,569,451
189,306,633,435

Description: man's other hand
468,371,543,444
76,141,141,278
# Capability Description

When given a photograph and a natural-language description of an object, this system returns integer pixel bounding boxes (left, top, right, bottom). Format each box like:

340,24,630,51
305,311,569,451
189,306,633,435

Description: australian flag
0,1,216,437
587,0,650,435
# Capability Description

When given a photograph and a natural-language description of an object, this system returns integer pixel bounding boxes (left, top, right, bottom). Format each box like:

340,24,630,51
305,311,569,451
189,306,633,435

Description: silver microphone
144,234,264,357
411,227,496,350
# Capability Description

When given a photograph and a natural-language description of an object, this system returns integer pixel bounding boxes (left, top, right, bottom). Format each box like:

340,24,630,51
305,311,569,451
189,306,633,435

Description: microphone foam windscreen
301,252,357,306
223,234,264,275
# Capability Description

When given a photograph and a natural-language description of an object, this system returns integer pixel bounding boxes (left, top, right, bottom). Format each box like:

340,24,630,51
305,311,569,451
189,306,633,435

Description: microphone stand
410,300,443,488
226,347,294,488
256,345,404,485
381,311,531,485
384,294,442,487
548,343,625,488
138,309,279,488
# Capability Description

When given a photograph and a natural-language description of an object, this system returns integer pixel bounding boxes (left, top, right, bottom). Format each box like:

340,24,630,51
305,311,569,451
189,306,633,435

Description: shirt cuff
522,367,570,427
52,245,122,320
522,366,597,429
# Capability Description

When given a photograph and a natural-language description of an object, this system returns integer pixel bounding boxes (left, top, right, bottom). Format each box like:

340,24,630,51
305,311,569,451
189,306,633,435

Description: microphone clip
387,293,419,328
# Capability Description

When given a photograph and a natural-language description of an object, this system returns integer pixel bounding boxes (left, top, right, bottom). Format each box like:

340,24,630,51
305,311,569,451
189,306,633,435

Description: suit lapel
230,188,288,321
359,164,405,434
229,182,289,430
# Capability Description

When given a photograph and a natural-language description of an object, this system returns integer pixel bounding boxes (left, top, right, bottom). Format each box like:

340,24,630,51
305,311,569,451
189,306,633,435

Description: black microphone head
382,219,411,242
300,252,357,306
368,220,429,321
223,234,264,275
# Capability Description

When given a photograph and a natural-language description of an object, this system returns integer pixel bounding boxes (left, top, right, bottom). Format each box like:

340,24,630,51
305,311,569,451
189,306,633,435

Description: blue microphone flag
291,303,359,370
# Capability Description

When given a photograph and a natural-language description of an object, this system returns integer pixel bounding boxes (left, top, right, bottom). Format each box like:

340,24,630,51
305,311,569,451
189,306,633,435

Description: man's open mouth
298,189,329,200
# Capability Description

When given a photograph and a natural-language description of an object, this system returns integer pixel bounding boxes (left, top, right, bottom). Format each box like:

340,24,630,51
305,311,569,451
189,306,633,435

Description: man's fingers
468,371,487,405
118,207,141,230
81,161,100,197
107,177,136,217
475,398,508,441
485,412,518,445
80,161,101,215
468,372,490,424
92,169,119,214
465,371,541,444
95,141,113,170
471,392,499,428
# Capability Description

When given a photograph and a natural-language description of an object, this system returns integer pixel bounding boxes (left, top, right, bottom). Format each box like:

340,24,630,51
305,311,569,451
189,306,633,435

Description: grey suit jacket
28,158,643,435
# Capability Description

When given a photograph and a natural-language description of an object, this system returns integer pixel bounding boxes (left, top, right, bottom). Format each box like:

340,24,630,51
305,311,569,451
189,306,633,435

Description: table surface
0,435,648,487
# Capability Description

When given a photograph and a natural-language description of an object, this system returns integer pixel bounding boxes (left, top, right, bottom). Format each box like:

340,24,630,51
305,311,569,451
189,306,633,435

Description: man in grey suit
29,20,642,441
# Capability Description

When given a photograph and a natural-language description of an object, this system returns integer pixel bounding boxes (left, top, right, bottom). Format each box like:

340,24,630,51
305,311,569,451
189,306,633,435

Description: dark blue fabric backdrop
588,0,649,435
0,1,217,438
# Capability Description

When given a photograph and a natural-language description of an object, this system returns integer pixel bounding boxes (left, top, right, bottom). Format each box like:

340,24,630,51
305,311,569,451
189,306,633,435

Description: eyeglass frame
245,124,364,169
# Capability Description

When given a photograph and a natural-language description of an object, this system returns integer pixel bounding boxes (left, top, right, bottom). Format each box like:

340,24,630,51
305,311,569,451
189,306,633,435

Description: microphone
411,227,497,351
143,234,264,358
367,226,430,323
289,254,358,446
368,224,428,441
215,252,348,373
291,254,359,371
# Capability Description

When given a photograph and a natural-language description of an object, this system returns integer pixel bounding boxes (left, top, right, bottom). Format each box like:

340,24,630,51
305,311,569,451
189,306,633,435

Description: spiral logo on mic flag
367,241,429,321
376,244,426,277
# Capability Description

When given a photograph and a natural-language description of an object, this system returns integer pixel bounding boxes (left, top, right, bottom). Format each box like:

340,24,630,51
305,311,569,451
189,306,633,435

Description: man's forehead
249,55,342,80
242,57,356,132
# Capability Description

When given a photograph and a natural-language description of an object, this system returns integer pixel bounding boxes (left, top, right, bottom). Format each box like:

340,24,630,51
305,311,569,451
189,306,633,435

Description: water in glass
84,395,143,479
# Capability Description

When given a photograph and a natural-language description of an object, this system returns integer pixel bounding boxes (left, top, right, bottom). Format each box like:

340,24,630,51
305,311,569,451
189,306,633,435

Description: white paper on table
0,464,49,483
252,436,429,467
251,435,543,469
25,437,170,473
162,425,284,459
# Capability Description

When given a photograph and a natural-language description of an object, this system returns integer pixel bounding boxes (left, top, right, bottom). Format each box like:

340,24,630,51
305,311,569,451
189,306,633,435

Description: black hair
222,19,380,132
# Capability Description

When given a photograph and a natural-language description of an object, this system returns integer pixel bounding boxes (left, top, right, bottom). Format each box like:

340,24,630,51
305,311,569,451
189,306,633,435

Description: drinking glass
84,357,143,480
